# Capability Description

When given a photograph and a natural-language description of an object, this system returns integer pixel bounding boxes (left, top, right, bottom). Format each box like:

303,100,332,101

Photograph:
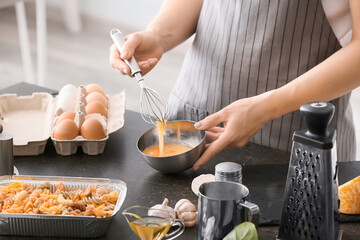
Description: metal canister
215,162,242,184
0,124,14,175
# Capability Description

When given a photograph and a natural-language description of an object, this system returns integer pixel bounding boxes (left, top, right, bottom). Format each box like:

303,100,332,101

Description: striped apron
168,0,356,162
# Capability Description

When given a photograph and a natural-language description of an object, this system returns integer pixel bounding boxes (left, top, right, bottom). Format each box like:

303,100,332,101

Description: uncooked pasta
0,182,119,218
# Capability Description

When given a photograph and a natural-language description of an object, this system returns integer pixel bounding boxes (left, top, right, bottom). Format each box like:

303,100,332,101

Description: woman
110,0,360,170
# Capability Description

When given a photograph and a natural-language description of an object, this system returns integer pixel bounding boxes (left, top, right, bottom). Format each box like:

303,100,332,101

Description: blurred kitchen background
0,0,359,159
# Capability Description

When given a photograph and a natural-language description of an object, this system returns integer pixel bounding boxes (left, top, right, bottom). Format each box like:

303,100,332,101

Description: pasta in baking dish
0,182,119,218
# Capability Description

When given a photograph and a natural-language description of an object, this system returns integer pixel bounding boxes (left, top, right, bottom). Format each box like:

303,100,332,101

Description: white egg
56,84,78,114
57,92,77,113
58,84,77,98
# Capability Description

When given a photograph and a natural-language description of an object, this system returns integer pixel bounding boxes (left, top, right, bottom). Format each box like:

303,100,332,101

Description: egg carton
0,86,125,156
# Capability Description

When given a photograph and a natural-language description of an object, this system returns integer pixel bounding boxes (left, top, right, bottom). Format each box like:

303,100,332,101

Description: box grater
277,102,341,240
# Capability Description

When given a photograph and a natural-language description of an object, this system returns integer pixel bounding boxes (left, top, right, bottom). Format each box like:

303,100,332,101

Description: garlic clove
178,202,197,213
174,199,197,228
175,199,191,211
175,209,181,219
148,198,175,219
184,219,197,228
181,211,197,221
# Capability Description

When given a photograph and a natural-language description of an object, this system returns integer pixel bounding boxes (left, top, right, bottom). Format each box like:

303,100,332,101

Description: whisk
110,29,169,124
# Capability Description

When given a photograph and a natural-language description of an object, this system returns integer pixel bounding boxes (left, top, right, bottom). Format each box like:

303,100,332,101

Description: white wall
48,0,163,30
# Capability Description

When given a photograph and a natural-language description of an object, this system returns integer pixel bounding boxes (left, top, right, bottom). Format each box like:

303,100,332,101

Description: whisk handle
110,29,142,76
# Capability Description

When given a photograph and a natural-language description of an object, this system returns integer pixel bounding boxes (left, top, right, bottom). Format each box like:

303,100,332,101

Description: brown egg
53,119,79,140
85,92,107,107
85,100,107,117
55,111,76,125
81,118,106,140
86,83,106,97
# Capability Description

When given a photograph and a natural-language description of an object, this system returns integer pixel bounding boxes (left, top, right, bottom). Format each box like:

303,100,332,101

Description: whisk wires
137,77,169,125
110,28,169,125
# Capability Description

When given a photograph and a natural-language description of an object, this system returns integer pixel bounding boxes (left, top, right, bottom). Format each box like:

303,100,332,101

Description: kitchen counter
0,82,359,239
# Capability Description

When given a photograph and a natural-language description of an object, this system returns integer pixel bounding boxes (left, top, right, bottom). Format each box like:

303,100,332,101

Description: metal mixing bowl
137,120,206,174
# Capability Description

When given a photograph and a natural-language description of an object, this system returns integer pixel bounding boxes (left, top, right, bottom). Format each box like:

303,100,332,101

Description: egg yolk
156,120,166,156
143,120,192,157
143,143,192,157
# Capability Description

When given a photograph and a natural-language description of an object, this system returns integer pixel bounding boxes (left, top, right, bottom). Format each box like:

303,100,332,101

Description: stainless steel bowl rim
136,120,206,173
136,120,206,158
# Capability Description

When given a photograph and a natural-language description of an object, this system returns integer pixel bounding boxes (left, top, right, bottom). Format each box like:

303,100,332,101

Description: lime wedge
223,222,258,240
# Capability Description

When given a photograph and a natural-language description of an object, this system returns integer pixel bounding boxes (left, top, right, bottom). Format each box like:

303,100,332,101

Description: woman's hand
109,0,203,76
109,31,165,76
193,94,273,170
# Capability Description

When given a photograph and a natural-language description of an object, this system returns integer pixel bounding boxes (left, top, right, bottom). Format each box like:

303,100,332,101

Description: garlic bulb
148,198,175,219
175,199,197,227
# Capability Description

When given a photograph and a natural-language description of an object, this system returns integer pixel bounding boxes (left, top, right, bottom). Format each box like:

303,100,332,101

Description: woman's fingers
137,58,159,75
109,44,131,75
205,130,221,142
193,133,230,170
110,44,159,76
207,126,224,133
194,111,224,130
109,33,143,75
110,31,164,77
121,33,143,59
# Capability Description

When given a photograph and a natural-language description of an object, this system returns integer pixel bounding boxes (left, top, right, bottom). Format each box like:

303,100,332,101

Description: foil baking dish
0,175,127,238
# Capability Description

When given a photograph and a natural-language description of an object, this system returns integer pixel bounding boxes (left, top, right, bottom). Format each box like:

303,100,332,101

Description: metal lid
215,162,242,178
0,133,13,141
0,124,13,141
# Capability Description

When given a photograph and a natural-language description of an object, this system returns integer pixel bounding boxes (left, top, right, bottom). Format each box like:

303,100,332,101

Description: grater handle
238,201,259,227
300,102,334,136
110,29,142,77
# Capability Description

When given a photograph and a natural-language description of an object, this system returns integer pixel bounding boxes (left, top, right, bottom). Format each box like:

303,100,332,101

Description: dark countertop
0,82,359,240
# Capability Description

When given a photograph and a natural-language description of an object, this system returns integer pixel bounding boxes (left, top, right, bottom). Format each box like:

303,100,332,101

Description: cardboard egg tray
0,86,125,156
